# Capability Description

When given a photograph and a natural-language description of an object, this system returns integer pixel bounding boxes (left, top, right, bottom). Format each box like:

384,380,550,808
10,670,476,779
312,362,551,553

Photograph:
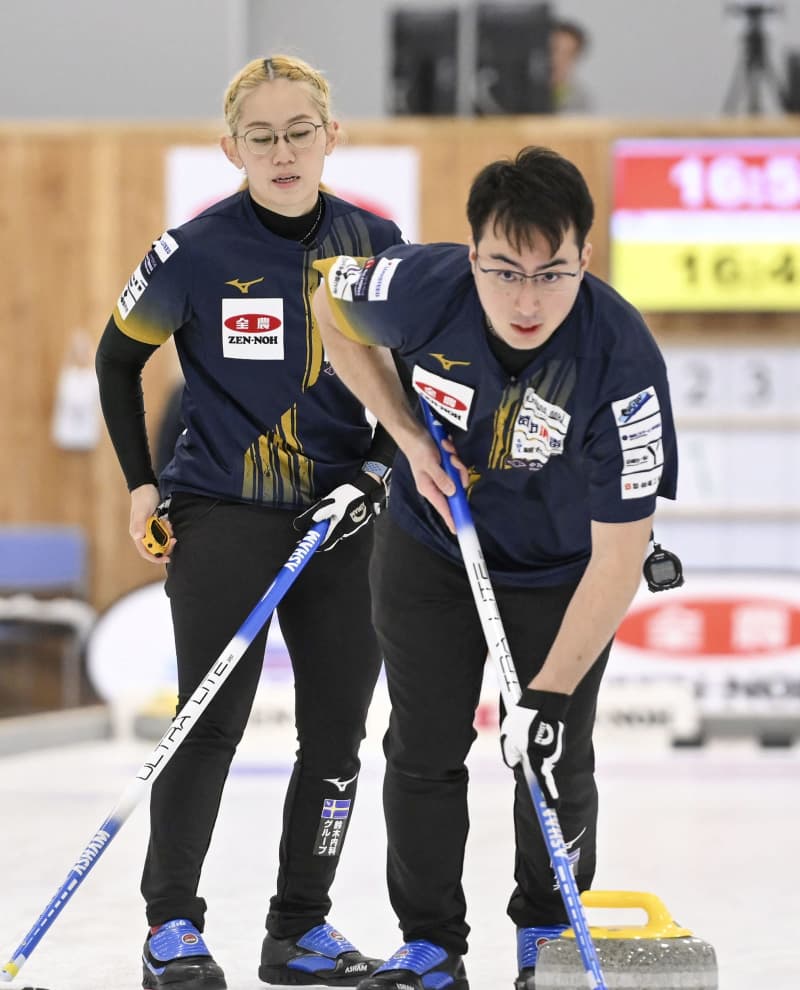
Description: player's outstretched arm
313,284,459,531
529,514,653,695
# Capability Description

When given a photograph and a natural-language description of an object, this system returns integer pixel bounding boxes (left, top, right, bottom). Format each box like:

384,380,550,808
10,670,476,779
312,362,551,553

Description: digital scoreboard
610,138,800,311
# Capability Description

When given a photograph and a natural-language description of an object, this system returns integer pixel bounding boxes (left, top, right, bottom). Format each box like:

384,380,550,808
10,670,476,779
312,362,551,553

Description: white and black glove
293,469,390,551
500,688,570,807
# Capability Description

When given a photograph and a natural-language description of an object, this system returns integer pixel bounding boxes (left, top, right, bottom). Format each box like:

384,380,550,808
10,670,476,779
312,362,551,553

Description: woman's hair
223,54,333,135
467,145,594,254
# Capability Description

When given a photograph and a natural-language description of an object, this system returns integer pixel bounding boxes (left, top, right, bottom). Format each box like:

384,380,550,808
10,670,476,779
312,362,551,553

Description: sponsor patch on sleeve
116,231,180,319
327,256,364,302
327,255,401,303
613,387,664,499
153,231,179,262
612,387,659,426
367,257,402,300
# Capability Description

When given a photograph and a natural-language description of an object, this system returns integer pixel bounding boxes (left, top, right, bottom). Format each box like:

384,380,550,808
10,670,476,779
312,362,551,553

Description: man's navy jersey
315,244,678,588
113,190,403,507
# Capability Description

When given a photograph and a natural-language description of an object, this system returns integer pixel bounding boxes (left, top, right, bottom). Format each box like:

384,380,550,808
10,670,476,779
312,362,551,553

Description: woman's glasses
236,122,325,155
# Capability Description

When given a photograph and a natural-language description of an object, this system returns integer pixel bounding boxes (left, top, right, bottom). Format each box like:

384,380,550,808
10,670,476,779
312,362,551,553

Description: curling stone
534,890,717,989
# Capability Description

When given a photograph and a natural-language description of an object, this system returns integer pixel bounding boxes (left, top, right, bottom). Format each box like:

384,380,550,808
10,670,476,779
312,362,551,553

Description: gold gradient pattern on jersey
489,380,526,470
305,211,379,389
313,210,377,347
301,256,323,391
241,405,313,504
311,255,374,346
113,311,172,346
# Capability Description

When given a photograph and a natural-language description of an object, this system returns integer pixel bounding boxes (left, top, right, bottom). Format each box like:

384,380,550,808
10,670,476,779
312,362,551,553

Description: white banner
613,573,800,728
165,144,419,241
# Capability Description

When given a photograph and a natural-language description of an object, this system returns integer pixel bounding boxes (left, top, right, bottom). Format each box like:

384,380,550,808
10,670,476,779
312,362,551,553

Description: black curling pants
370,516,609,956
141,494,383,937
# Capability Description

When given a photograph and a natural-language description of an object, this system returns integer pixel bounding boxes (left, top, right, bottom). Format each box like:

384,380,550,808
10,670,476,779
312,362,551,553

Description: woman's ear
324,120,340,156
220,134,243,169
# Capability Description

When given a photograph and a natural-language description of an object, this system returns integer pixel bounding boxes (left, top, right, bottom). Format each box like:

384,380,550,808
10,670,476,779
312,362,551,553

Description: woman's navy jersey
315,243,678,588
113,189,403,508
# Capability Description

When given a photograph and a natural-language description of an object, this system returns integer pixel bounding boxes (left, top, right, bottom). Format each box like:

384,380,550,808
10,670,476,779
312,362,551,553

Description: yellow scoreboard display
610,138,800,311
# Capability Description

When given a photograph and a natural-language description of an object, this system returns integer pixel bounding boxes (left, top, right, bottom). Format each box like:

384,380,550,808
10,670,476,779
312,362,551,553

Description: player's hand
500,688,570,807
130,485,176,563
293,471,390,551
405,432,469,534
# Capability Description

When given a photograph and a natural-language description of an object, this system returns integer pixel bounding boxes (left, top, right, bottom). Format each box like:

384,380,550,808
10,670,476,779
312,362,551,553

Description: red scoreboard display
610,138,800,311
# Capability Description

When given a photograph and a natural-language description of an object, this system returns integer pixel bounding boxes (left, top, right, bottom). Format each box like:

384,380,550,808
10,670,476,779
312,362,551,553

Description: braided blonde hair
223,55,332,136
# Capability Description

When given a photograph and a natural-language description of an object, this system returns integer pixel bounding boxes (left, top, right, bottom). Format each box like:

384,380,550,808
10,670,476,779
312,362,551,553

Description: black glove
293,470,389,551
500,688,570,807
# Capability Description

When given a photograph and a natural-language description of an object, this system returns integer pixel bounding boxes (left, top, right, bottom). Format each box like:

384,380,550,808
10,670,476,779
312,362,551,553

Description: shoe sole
142,964,227,990
259,963,370,987
143,978,227,990
356,978,469,990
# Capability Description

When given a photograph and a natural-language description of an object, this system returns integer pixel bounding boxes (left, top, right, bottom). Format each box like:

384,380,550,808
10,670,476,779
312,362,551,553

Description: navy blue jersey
113,190,403,507
316,243,678,587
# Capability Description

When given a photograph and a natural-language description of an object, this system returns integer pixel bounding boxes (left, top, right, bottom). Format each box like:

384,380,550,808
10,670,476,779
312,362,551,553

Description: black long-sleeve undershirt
95,317,159,491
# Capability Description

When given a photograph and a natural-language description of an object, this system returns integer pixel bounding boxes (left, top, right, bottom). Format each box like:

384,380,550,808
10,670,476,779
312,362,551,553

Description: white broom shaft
421,400,607,990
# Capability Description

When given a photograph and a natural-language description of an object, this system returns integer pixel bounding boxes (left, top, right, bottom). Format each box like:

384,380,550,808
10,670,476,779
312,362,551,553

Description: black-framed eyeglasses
235,122,325,155
476,255,582,293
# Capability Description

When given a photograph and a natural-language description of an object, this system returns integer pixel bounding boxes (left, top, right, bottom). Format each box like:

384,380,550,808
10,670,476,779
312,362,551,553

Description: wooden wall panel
0,117,797,611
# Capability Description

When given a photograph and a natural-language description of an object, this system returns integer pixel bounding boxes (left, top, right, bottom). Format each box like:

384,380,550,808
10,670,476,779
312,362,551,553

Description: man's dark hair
466,146,594,255
552,19,589,54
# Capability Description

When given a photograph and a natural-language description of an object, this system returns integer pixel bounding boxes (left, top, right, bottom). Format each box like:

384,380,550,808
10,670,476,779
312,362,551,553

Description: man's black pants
370,516,609,956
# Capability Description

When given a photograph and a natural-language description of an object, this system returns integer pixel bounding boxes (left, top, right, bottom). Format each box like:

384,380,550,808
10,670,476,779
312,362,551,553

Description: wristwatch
361,460,392,484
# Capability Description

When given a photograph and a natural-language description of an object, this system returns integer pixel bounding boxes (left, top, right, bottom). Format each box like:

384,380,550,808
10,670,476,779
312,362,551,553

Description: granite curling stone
534,890,717,989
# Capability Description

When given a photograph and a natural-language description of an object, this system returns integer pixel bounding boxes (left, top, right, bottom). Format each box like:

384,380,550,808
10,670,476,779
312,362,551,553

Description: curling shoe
259,922,383,986
357,940,469,990
142,918,226,989
514,925,568,990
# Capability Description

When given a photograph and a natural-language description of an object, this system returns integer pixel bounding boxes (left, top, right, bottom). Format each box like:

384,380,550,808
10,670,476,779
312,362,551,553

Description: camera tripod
722,3,787,114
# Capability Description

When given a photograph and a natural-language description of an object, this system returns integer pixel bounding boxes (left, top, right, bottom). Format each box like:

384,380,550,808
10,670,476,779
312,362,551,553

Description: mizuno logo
323,772,359,793
225,276,265,294
429,353,471,371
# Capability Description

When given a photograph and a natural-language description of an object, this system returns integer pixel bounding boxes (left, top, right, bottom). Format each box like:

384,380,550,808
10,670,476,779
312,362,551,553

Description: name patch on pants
314,799,351,856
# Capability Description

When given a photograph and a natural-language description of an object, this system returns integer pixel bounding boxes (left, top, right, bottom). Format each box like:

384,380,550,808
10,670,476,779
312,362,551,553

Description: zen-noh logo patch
412,364,474,430
222,298,284,360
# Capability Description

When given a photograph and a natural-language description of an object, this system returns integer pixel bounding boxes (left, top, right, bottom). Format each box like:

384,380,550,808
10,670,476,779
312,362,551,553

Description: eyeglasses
476,256,582,293
235,122,325,155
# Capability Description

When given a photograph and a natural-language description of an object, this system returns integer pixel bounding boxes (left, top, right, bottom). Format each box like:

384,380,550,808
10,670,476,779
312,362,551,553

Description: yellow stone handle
562,890,693,940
